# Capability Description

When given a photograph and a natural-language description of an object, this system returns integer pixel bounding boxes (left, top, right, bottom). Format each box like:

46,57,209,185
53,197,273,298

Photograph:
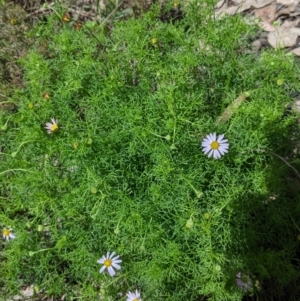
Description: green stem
1,169,28,175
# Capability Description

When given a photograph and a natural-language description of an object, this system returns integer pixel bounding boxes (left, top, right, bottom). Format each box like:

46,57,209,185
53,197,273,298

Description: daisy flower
236,272,252,291
3,228,16,241
126,290,142,301
201,133,229,159
45,118,59,134
97,252,122,277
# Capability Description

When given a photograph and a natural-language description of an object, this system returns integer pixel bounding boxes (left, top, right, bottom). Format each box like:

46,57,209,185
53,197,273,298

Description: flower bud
91,187,97,194
37,225,44,232
185,217,193,229
114,227,120,235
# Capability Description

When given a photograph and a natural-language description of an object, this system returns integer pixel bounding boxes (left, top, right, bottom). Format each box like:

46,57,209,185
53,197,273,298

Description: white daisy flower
97,251,122,277
126,289,142,301
201,133,229,159
3,228,16,241
45,118,59,134
236,272,252,291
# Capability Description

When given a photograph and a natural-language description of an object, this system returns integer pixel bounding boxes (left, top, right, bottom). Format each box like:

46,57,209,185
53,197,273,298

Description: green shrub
1,1,300,300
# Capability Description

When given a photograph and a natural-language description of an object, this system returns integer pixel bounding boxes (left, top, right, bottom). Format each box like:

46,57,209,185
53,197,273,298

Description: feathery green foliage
1,1,300,300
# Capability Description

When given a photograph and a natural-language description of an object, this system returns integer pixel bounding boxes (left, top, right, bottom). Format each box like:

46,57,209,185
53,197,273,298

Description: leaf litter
215,0,300,55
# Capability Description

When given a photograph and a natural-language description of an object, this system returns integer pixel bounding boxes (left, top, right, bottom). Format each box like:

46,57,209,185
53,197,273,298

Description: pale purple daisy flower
97,252,122,277
126,289,142,301
201,133,229,159
236,272,252,291
45,118,59,134
3,228,16,241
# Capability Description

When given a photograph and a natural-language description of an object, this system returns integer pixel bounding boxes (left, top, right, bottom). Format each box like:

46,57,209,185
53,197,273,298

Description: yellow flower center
3,229,10,236
51,123,58,132
210,141,220,150
133,299,139,301
104,259,112,267
204,213,210,219
151,38,158,45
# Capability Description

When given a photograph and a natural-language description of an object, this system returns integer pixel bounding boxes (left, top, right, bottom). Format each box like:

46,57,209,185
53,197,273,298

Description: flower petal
112,254,120,261
107,266,116,277
126,292,134,298
219,145,229,154
202,140,211,147
213,149,221,159
203,146,211,154
99,265,106,273
112,262,121,270
217,134,224,142
210,133,216,141
218,147,226,155
220,142,229,147
202,137,211,143
207,149,213,158
236,278,246,288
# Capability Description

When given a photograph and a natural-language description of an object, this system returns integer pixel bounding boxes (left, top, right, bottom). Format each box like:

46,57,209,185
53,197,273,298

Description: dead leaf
215,0,226,9
268,24,300,47
280,19,300,29
291,47,300,56
278,0,299,4
99,0,106,10
215,5,243,17
20,285,34,298
290,5,300,16
254,3,277,31
292,99,300,112
258,20,276,31
214,0,300,54
239,0,275,10
276,5,296,17
252,39,262,51
215,0,276,18
216,92,250,124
